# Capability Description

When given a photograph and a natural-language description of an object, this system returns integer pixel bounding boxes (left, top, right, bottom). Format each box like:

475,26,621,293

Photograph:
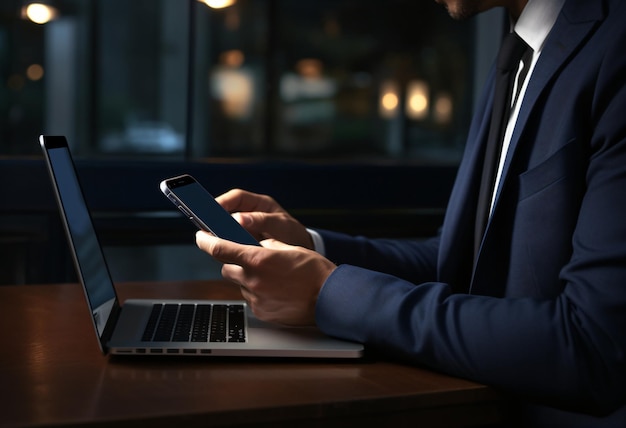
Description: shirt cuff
306,228,326,256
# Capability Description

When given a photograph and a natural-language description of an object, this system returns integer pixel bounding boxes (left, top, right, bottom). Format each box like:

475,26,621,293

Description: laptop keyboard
141,303,246,343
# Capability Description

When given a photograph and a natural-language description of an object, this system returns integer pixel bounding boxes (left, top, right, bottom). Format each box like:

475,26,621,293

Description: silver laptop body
39,135,364,358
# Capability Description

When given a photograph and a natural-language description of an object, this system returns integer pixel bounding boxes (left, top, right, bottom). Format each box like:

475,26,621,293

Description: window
1,0,489,163
0,0,503,284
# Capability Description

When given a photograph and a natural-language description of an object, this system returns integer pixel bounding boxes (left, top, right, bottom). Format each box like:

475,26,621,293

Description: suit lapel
490,1,605,215
468,0,606,295
437,75,494,291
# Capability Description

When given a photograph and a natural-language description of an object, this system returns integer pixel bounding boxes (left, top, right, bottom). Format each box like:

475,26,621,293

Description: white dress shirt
490,0,566,213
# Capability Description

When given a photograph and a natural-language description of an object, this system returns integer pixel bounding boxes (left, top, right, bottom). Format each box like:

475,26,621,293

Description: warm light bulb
26,64,45,81
409,93,427,113
434,93,453,124
379,81,400,119
382,93,399,111
296,59,323,79
406,80,429,120
220,50,244,68
198,0,236,9
23,3,58,24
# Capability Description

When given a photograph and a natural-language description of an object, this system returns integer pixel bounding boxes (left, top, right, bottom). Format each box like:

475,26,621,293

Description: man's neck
508,0,529,22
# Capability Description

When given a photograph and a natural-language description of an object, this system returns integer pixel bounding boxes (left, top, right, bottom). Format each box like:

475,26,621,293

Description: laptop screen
40,136,116,340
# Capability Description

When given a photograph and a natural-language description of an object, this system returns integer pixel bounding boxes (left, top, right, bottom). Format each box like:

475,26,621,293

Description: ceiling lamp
21,1,60,24
197,0,236,10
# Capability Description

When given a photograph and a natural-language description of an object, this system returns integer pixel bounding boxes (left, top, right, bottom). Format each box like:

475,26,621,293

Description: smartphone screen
160,174,259,246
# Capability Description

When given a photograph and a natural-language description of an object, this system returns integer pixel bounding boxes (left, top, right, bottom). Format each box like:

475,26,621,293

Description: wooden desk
0,281,505,427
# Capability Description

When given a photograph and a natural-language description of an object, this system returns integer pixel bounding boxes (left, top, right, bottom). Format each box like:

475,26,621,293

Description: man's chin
434,0,483,21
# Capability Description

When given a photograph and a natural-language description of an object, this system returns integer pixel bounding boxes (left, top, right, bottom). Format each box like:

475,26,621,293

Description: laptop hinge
100,300,121,353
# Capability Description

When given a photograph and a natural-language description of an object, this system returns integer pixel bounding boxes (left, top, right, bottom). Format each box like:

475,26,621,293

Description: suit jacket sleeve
316,229,440,285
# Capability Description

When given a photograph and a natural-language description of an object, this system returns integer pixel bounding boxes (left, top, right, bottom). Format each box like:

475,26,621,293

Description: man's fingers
195,231,256,265
233,212,271,236
232,212,252,228
233,211,294,241
260,238,290,250
216,189,279,214
215,189,250,213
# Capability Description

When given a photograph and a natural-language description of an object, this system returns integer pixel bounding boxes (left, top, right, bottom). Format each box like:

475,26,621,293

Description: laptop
39,135,364,358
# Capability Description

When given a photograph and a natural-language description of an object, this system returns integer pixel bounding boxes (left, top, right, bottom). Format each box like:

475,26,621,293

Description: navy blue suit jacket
315,0,626,425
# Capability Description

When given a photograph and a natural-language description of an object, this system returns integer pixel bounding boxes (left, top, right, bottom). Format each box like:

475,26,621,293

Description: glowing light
211,68,254,119
434,93,453,124
26,64,45,81
406,80,429,120
220,50,244,68
198,0,236,9
379,81,400,119
22,3,59,24
382,93,399,110
296,59,323,79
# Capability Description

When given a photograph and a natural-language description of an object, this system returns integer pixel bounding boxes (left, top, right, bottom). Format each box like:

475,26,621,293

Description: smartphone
160,174,259,246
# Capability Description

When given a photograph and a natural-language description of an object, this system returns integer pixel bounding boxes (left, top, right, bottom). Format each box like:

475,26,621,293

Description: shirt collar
512,0,566,54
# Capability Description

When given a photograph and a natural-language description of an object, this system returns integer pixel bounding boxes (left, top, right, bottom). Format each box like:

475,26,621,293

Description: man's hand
196,231,336,326
216,189,314,250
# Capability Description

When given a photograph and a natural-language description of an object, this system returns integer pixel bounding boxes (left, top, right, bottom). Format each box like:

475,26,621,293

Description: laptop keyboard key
191,304,212,342
153,304,178,341
228,305,246,342
142,303,246,344
172,304,194,341
210,305,227,342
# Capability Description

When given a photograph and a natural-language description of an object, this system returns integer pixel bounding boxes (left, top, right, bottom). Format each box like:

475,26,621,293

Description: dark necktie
474,32,530,259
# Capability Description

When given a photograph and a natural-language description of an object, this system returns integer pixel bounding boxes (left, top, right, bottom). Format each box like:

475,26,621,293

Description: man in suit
196,0,626,425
